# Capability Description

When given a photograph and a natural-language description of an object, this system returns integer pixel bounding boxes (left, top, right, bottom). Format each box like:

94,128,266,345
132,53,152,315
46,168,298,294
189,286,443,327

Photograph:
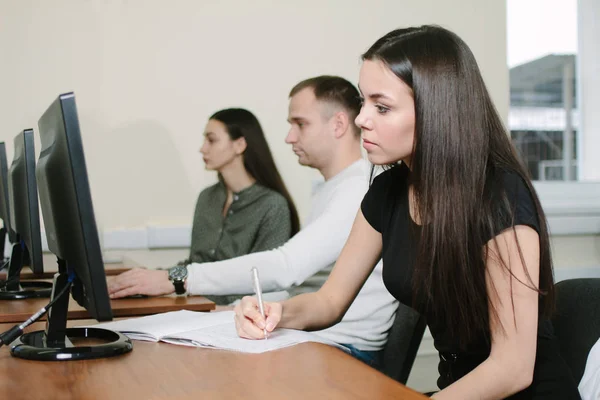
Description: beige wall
0,0,508,231
552,235,600,268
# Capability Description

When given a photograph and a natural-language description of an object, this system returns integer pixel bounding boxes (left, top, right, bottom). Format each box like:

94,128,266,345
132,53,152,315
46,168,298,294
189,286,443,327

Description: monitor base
0,281,53,299
10,327,133,361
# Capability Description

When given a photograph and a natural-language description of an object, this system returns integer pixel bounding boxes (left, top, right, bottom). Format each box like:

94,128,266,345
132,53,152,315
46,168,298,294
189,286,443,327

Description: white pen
251,267,268,340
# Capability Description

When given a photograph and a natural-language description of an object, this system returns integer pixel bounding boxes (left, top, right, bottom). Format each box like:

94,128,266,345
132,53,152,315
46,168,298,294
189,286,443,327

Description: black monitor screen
7,93,130,361
7,130,44,275
37,93,111,321
0,142,15,244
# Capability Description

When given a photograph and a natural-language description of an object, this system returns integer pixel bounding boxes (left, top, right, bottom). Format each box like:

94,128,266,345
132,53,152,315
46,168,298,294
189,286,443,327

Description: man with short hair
108,76,398,365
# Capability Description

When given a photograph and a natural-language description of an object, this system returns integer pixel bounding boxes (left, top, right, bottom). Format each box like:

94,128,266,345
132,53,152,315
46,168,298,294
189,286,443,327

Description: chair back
552,278,600,384
380,303,427,384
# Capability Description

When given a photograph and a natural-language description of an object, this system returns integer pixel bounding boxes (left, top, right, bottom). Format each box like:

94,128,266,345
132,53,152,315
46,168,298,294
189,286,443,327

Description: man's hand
107,268,173,298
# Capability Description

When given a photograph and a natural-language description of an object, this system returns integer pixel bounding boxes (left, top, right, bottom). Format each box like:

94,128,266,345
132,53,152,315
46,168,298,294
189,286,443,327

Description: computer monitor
0,130,52,299
10,93,132,361
0,142,15,263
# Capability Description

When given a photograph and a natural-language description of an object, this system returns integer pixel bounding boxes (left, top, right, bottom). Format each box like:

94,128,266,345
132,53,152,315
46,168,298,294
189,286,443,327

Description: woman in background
109,108,299,303
183,108,299,264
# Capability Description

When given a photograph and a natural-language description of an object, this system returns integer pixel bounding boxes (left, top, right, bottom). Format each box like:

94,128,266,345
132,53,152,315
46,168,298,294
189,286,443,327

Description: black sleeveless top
361,164,580,399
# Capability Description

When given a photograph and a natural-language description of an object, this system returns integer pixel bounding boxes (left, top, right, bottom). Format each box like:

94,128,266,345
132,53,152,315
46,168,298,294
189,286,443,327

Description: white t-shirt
187,159,398,351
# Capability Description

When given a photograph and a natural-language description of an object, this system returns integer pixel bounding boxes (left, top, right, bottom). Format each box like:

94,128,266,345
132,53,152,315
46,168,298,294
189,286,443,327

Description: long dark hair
210,108,300,236
363,26,554,348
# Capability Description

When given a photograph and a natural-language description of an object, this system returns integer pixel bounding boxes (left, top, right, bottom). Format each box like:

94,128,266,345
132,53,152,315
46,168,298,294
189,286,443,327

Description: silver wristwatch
167,265,188,295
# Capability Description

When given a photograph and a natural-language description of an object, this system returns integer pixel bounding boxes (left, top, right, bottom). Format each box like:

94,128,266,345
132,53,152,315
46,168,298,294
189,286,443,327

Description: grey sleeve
248,195,292,254
182,188,211,265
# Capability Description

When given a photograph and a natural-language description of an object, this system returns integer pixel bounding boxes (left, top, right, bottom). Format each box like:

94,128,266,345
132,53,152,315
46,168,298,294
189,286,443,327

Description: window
507,0,600,236
507,0,578,181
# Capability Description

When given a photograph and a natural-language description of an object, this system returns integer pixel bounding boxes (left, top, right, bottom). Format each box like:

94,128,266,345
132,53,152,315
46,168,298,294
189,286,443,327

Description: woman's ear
233,137,247,155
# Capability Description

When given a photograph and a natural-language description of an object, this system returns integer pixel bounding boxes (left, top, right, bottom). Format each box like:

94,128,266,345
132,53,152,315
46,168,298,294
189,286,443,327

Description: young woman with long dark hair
233,26,580,398
188,107,300,264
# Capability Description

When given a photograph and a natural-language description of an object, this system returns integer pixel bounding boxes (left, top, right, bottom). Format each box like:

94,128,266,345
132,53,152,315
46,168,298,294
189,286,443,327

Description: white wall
0,0,508,231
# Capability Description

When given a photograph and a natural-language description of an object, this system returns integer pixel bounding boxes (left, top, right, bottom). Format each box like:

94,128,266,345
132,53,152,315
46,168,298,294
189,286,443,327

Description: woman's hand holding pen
234,296,282,339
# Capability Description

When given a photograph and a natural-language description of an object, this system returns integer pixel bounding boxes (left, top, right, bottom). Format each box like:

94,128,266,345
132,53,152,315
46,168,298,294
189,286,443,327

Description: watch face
170,266,188,281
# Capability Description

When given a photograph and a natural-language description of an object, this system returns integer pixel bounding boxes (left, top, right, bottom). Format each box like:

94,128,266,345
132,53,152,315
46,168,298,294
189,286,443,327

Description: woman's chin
366,154,391,166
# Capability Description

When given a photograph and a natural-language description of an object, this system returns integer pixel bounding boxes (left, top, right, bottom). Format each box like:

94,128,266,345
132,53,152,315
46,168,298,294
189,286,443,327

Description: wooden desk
6,249,183,280
16,253,135,280
0,295,215,323
17,265,130,280
0,320,427,400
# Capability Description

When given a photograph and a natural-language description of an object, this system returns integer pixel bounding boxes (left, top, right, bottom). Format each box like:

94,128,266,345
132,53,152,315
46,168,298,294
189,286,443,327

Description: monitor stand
0,241,52,300
10,258,133,361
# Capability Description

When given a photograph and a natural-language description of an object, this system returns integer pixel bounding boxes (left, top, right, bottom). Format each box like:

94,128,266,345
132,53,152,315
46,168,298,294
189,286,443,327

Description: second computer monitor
0,131,51,299
7,130,44,274
0,142,15,258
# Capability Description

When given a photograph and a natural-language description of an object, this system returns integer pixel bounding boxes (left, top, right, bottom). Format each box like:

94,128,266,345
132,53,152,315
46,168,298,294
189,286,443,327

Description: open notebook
87,310,349,354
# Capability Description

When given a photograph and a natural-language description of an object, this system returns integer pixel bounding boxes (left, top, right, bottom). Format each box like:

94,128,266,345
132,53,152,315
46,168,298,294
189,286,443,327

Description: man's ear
332,111,350,139
233,137,247,155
